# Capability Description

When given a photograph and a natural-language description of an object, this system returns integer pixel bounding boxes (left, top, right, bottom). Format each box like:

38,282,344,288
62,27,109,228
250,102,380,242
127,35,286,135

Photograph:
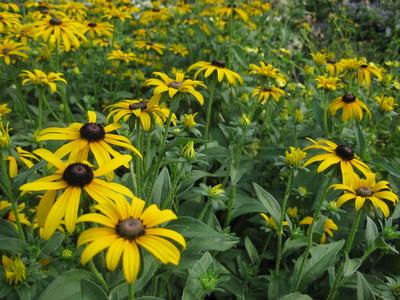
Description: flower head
358,60,382,89
0,103,11,118
252,86,285,103
0,122,11,148
2,255,26,286
315,76,343,91
374,95,397,113
329,93,371,122
77,197,185,283
249,61,286,86
0,39,29,65
181,140,195,160
183,113,198,128
300,216,338,243
188,60,243,85
285,147,307,167
20,69,67,94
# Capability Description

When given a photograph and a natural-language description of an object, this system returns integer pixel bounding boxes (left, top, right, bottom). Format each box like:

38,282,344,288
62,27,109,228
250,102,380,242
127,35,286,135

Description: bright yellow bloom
77,197,185,283
374,95,397,112
2,255,26,286
249,61,286,85
169,43,189,57
329,93,371,122
106,97,170,131
331,172,398,217
300,217,338,244
285,147,307,167
20,149,134,239
135,40,166,55
183,113,198,128
0,122,11,148
36,111,141,167
7,24,35,45
311,52,328,65
315,76,343,91
252,86,285,103
240,113,251,126
188,60,243,85
7,147,39,178
107,50,136,63
0,103,11,118
0,200,31,226
0,39,29,65
358,60,382,89
287,207,298,218
102,7,133,22
326,59,341,77
181,140,195,160
338,58,360,72
145,72,206,106
209,184,225,198
304,138,370,178
33,17,86,52
215,5,249,22
83,21,113,39
0,12,20,33
260,213,288,231
20,69,67,94
0,2,20,12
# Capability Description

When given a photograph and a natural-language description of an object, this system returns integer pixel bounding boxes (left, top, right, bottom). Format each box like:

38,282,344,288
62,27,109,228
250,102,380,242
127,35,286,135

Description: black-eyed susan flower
36,111,141,165
249,61,286,86
358,60,382,89
299,216,338,243
0,103,11,118
169,43,189,57
20,149,134,239
106,97,170,131
311,52,328,65
326,59,341,77
83,21,113,39
285,147,307,167
135,40,166,55
7,147,39,178
374,95,397,113
315,76,343,91
33,16,86,52
252,86,285,103
7,24,35,45
107,49,136,64
0,122,11,148
328,93,371,122
102,7,133,22
2,255,26,285
0,2,19,12
260,213,288,232
182,113,198,128
77,197,185,283
304,138,370,177
0,200,31,226
215,4,249,22
331,172,398,217
0,39,29,65
287,207,298,218
188,60,243,85
181,140,195,160
0,12,20,33
145,71,206,105
20,69,67,94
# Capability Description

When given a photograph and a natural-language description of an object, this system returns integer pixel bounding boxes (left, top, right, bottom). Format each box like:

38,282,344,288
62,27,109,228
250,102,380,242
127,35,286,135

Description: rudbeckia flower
215,4,249,22
33,16,86,52
0,12,20,33
102,7,133,22
20,69,67,94
315,76,343,91
188,60,243,85
299,216,338,244
2,255,26,286
260,213,288,232
249,61,286,86
19,149,134,239
0,39,29,65
252,86,285,103
328,93,371,122
331,172,398,217
357,61,382,89
83,21,113,39
77,197,185,283
106,96,171,131
304,138,370,178
145,71,206,106
169,43,189,57
7,147,39,178
0,200,31,226
374,95,397,112
107,49,136,63
135,40,166,55
36,111,142,167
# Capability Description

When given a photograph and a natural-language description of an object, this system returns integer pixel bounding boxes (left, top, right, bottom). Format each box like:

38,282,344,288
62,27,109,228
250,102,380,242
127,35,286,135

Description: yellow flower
249,61,286,85
299,217,338,244
240,113,251,126
102,7,133,22
188,60,243,85
107,50,136,63
311,52,328,65
33,17,86,52
252,86,285,103
285,147,307,167
338,58,360,72
331,172,398,217
0,2,19,12
145,72,206,106
260,213,288,231
0,200,31,226
62,249,73,259
358,60,382,89
183,113,198,128
20,69,67,94
83,21,113,39
304,138,370,178
304,65,315,75
0,103,11,118
208,184,225,198
0,122,11,148
106,97,171,131
7,24,34,45
77,197,185,283
0,12,20,33
181,140,195,160
19,149,134,239
36,111,141,167
0,39,29,65
2,255,26,286
215,5,249,22
315,76,343,91
294,109,304,123
7,147,39,178
329,93,371,122
135,40,166,55
287,207,298,218
374,95,397,112
326,59,341,77
169,43,189,57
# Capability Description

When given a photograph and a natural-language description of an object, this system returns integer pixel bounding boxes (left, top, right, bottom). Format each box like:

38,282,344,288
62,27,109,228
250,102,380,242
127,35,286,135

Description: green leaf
253,182,281,225
343,255,363,277
0,236,27,253
357,272,376,300
0,219,20,238
355,123,365,156
244,236,259,265
231,192,265,219
365,217,378,249
168,217,239,252
151,167,171,206
279,292,313,300
282,237,307,258
291,240,345,290
81,279,108,300
182,252,230,300
374,237,399,254
39,269,97,300
41,232,64,254
370,157,400,178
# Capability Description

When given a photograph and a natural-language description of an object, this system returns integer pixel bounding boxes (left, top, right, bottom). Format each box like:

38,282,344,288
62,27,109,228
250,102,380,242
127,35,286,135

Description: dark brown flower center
38,6,48,13
88,22,97,27
116,217,145,240
0,15,3,21
152,8,160,12
335,144,354,161
211,60,225,68
262,87,272,92
2,47,10,55
80,123,106,141
63,163,94,187
360,64,368,68
327,59,337,64
129,101,147,110
342,93,356,103
49,17,62,26
168,81,182,89
356,186,373,197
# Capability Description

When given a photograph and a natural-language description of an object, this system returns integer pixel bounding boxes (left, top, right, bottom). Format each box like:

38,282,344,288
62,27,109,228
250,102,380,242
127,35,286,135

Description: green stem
38,90,45,130
294,171,335,290
129,161,138,195
128,282,135,300
198,199,212,221
275,171,293,274
163,163,184,209
327,209,362,300
88,260,108,292
135,121,143,198
204,75,217,147
322,90,329,137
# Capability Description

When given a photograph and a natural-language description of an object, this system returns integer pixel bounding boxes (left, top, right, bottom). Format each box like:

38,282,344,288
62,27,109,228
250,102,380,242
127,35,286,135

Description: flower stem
135,120,143,198
275,170,293,274
163,163,184,209
204,75,217,148
88,260,108,292
128,282,135,300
